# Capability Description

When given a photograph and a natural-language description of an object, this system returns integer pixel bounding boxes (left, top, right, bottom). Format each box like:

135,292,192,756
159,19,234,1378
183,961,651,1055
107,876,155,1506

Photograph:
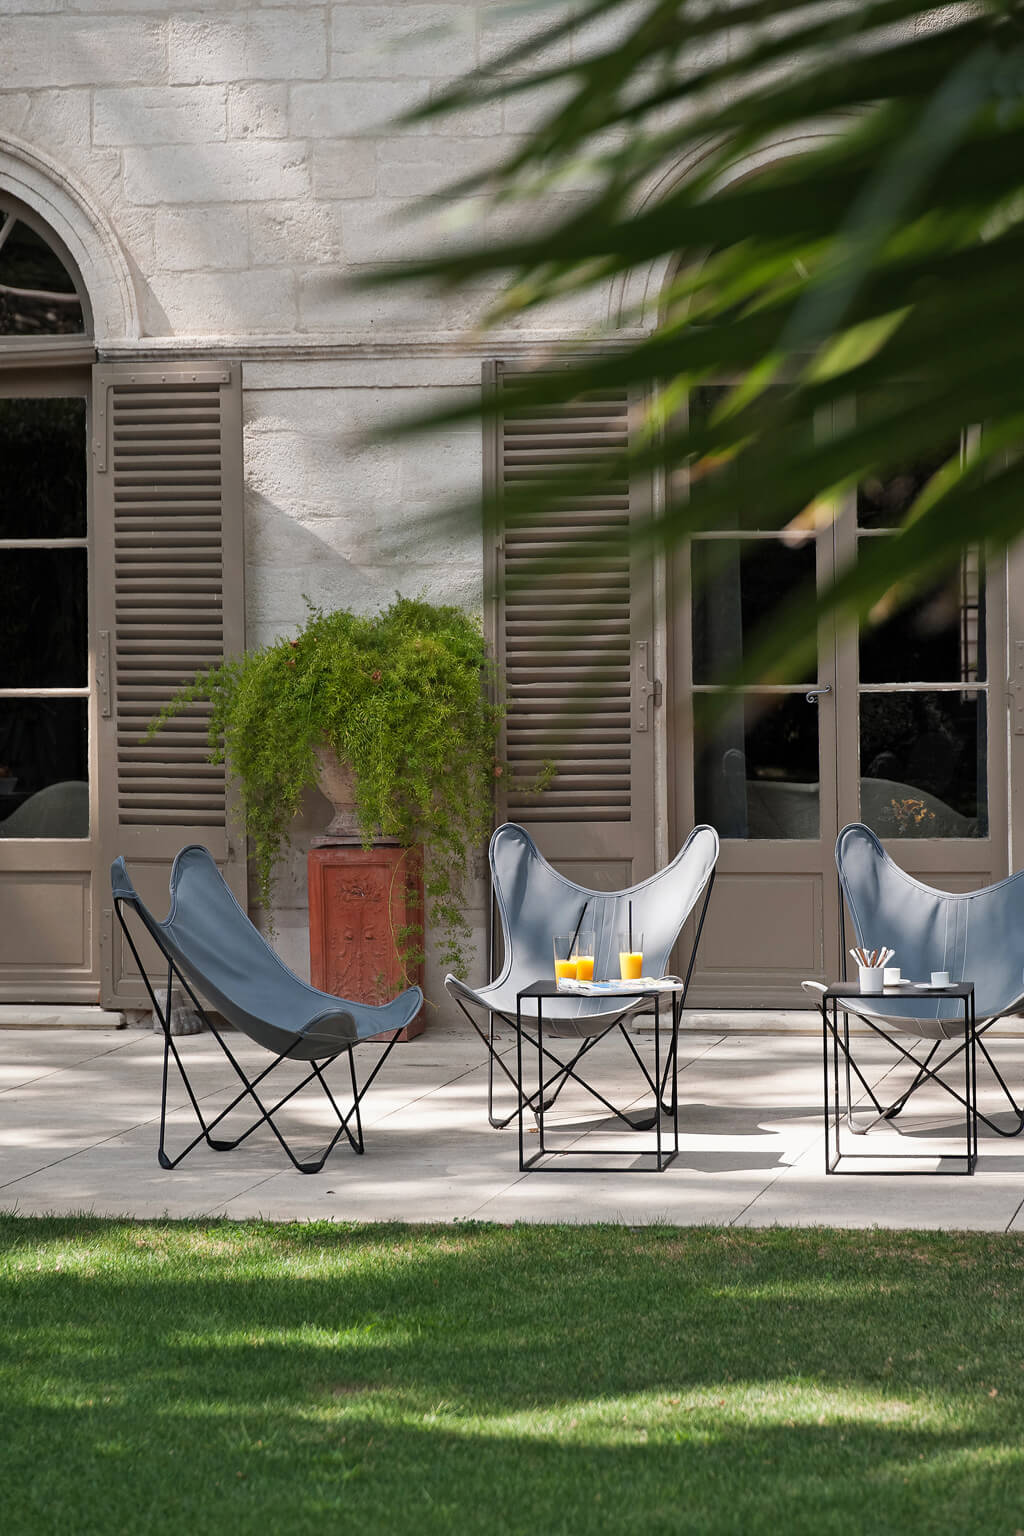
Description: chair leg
115,903,396,1173
843,1006,1024,1137
881,1043,940,1121
461,994,684,1136
455,1000,561,1129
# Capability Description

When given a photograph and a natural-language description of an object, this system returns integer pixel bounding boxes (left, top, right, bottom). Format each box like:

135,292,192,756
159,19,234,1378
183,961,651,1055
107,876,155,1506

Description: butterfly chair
445,822,719,1149
806,823,1024,1165
112,845,423,1174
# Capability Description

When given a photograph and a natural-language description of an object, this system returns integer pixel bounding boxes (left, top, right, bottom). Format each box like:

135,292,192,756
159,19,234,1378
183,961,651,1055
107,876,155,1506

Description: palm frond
354,0,1024,678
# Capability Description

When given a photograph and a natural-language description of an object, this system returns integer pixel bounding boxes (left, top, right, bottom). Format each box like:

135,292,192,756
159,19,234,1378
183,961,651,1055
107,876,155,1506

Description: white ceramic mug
931,970,951,987
883,966,901,985
858,965,884,994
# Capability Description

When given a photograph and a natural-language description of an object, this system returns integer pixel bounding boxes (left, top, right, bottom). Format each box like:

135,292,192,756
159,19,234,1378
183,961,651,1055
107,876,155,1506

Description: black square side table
515,979,688,1172
819,981,977,1175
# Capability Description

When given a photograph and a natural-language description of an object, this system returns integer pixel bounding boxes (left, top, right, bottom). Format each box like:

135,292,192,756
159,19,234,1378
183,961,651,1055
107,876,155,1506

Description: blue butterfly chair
112,845,423,1173
808,823,1024,1143
445,822,719,1133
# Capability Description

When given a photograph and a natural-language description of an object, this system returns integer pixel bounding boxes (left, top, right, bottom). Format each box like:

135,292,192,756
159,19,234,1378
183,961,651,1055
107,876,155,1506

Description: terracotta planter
308,843,425,1040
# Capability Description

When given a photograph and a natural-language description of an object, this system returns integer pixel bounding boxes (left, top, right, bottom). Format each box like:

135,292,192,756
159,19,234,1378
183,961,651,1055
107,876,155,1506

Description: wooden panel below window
685,870,826,1007
0,870,89,967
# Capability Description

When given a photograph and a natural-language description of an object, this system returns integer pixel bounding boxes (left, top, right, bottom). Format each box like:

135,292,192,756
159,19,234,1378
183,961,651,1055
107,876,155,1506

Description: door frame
0,352,100,1002
670,447,1011,1008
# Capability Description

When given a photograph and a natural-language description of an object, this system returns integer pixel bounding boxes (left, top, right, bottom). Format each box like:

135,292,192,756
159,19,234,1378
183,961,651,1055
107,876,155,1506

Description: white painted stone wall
1,1,614,1013
0,1,606,338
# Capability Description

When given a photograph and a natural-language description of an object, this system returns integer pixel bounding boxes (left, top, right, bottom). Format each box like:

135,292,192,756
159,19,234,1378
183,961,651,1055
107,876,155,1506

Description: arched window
0,201,87,335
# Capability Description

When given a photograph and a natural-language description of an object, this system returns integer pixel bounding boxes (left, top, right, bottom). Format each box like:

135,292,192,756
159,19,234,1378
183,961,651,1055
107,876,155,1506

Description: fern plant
149,596,505,978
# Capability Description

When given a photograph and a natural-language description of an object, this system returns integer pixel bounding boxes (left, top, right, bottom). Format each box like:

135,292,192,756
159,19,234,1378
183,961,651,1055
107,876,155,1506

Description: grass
3,1219,1024,1535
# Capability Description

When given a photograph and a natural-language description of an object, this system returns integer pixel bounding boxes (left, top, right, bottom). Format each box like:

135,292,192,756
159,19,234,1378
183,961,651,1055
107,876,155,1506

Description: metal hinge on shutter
633,641,662,731
96,629,112,718
1010,642,1024,735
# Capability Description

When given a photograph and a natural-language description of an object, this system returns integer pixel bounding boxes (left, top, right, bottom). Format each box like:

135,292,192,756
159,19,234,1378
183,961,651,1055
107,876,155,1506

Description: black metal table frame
820,982,978,1175
515,979,686,1172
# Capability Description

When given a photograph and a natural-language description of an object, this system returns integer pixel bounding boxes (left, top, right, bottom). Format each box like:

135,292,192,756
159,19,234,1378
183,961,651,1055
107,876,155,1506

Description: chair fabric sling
112,845,423,1173
445,821,719,1131
810,822,1024,1137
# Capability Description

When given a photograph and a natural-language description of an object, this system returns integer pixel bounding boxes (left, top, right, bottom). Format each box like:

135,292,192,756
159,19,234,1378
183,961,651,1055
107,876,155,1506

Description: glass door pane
854,437,986,840
0,395,89,836
694,692,821,838
687,387,826,841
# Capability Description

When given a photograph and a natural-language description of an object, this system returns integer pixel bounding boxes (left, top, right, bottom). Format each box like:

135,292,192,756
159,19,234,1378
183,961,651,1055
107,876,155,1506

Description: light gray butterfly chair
112,845,423,1173
445,822,719,1132
807,822,1024,1139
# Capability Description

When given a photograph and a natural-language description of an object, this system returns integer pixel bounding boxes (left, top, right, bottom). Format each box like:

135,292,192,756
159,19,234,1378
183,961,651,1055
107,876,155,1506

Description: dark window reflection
0,699,88,837
691,537,816,684
687,386,811,531
695,693,819,839
857,439,960,529
860,691,986,837
859,555,986,683
0,397,87,538
0,549,87,687
0,214,84,336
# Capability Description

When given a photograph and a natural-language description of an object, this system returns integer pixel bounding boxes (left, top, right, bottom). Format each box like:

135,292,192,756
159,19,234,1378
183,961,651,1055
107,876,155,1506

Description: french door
675,395,1008,1007
0,369,99,1001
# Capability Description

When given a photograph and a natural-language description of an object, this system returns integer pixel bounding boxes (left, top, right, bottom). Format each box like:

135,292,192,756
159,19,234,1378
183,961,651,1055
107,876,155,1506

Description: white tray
557,977,686,993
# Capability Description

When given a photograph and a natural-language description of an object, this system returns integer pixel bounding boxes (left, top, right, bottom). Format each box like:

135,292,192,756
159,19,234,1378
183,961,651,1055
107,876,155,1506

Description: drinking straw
628,899,633,952
569,901,588,954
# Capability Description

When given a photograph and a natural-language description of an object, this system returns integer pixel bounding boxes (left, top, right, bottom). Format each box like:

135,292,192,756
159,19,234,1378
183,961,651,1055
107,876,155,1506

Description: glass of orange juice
553,934,578,985
572,930,595,983
618,930,644,982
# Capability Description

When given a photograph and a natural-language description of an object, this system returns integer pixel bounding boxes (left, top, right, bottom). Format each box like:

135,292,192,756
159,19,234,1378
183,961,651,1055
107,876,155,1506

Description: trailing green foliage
358,0,1024,687
150,596,503,977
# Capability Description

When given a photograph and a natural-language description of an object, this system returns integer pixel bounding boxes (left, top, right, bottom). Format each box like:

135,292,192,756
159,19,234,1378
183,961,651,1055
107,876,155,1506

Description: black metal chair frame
114,897,400,1175
837,897,1024,1139
454,873,715,1135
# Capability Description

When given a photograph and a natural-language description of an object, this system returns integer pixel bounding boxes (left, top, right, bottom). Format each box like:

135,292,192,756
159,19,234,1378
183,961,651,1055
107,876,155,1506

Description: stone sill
0,1005,125,1029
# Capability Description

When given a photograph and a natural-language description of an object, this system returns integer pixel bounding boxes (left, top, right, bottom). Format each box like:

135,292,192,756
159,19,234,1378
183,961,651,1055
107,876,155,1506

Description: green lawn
3,1218,1024,1535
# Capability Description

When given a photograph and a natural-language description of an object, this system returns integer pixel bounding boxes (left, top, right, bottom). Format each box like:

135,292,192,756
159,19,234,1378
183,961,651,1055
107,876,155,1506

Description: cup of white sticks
851,945,894,995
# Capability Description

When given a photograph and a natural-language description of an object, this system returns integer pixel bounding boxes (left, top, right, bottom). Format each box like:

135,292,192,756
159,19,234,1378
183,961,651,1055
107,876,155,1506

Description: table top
518,978,688,1000
823,980,974,1000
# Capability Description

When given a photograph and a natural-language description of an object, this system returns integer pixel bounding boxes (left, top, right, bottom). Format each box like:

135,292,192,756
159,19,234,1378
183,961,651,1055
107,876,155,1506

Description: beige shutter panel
94,361,246,1008
486,360,657,889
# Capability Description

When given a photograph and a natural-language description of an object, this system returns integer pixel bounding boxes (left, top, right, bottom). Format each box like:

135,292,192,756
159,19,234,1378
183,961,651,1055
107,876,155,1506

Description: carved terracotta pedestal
308,841,425,1041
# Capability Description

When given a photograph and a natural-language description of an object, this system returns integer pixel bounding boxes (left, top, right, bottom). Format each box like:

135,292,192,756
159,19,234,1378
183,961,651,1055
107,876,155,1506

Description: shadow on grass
2,1220,1024,1534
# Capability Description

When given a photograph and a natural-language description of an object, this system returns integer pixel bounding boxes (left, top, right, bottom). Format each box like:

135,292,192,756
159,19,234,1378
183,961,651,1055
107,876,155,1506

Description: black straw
569,901,588,953
628,899,633,952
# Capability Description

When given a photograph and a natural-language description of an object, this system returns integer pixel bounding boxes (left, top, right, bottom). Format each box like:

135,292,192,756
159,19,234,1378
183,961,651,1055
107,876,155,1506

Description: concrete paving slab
2,1025,1024,1230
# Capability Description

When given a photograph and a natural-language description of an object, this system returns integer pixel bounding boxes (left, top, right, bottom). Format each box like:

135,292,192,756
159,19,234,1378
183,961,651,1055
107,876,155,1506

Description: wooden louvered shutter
486,360,657,889
93,361,245,1008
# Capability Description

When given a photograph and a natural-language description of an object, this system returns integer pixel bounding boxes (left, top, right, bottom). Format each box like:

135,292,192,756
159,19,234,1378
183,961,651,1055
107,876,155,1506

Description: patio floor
3,1020,1024,1230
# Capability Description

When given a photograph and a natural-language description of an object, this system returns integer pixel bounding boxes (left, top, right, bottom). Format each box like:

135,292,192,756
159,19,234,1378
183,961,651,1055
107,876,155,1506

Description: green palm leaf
354,0,1024,682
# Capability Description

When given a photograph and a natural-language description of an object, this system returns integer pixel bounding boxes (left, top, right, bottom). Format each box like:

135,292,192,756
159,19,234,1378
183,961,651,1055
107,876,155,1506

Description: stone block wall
1,2,611,1014
0,2,603,339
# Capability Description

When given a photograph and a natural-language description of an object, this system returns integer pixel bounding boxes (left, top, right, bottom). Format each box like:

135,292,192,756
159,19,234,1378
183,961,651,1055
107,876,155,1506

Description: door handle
805,683,832,703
